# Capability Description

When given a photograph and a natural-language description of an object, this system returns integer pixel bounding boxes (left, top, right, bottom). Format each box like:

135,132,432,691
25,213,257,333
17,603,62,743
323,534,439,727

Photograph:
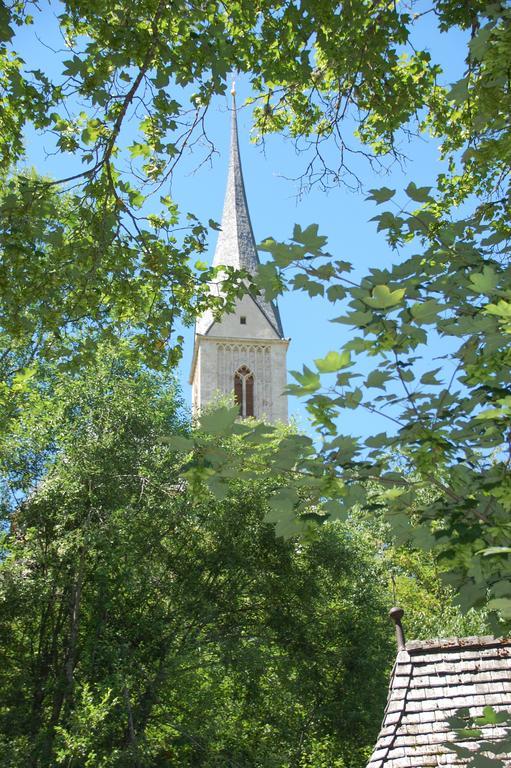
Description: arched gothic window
234,365,254,418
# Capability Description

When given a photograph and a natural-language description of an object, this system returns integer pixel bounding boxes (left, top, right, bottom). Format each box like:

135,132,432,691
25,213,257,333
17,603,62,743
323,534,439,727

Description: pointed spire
212,89,260,275
211,90,284,338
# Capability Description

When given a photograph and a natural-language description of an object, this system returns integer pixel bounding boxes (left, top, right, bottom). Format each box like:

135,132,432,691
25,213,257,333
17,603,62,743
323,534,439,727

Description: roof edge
405,634,510,652
198,333,290,346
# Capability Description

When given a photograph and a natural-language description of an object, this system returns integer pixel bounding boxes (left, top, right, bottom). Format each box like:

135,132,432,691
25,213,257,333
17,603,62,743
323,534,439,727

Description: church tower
189,92,289,423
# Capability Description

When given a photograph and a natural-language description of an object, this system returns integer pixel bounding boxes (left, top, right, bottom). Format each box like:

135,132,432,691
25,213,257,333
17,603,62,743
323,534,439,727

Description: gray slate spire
212,92,260,274
197,92,284,338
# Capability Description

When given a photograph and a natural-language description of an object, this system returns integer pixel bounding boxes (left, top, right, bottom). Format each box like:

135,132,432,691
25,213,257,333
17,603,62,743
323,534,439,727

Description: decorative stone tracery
234,365,254,417
217,343,272,419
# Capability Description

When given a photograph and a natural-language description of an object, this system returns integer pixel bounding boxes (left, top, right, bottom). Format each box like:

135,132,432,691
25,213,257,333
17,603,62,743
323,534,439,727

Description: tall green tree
0,354,395,768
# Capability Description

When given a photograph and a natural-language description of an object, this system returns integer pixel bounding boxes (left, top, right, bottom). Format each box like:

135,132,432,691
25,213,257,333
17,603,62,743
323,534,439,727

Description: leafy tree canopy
1,0,510,622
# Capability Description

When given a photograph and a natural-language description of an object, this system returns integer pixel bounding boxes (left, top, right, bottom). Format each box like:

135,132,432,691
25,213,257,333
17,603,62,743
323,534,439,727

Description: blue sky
14,6,469,437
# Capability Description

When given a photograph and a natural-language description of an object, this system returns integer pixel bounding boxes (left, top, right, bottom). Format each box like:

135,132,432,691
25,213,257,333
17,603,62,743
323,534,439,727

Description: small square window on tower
240,316,247,325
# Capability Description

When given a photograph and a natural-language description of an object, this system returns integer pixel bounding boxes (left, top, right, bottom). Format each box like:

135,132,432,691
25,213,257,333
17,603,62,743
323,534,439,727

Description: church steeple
203,90,283,338
190,89,289,423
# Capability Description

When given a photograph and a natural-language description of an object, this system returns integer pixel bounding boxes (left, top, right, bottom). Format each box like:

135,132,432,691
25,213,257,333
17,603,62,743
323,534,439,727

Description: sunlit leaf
364,285,405,309
314,350,351,373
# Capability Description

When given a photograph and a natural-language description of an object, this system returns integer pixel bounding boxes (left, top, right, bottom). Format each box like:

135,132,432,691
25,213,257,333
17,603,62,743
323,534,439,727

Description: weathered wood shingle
367,636,511,768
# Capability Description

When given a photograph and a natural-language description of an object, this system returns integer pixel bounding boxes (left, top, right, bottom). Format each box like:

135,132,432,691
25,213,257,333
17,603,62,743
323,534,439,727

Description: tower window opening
240,316,247,325
234,365,254,418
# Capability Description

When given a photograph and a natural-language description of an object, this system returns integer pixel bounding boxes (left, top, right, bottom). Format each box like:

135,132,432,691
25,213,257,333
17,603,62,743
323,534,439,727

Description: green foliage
259,208,511,625
0,354,395,767
250,2,511,629
0,0,502,388
54,686,119,768
0,7,510,768
314,351,351,373
347,504,489,642
446,707,511,768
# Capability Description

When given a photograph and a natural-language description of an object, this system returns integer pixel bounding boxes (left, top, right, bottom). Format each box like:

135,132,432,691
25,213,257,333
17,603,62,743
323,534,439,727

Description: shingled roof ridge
405,635,511,652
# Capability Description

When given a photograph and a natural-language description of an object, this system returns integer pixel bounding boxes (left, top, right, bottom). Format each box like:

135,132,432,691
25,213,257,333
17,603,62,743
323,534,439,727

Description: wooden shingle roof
368,616,511,768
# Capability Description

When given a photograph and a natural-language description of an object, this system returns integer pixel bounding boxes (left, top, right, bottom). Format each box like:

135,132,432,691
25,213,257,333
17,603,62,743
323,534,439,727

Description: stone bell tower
189,90,289,423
